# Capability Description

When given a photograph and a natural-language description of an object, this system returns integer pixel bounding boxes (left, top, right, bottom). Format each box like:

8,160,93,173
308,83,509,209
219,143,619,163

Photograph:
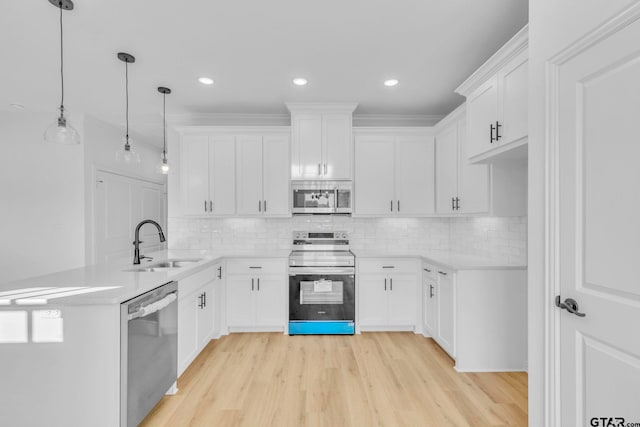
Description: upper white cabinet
181,134,236,216
287,103,357,180
456,25,528,163
354,129,435,216
435,106,490,214
236,133,290,217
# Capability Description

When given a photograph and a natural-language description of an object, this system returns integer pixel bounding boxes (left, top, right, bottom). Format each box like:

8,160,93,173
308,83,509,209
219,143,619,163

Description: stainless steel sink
125,258,202,272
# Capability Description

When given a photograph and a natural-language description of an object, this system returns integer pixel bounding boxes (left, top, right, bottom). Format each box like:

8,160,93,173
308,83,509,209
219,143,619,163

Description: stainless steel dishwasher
120,281,178,427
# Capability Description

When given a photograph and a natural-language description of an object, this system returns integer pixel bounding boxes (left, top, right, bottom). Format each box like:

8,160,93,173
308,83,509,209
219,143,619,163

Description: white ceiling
2,0,528,139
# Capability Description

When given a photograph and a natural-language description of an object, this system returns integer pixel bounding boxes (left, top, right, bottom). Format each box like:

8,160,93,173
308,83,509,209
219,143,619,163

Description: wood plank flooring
141,333,527,427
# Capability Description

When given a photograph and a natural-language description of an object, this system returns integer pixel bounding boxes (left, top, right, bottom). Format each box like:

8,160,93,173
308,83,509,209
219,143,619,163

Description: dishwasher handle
128,292,177,321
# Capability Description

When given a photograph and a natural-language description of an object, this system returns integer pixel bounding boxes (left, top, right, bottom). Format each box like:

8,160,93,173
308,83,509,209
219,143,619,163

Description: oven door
289,268,355,321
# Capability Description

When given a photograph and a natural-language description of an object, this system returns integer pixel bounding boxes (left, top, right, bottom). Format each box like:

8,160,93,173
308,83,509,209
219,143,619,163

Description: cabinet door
354,137,395,215
358,274,389,326
387,274,418,326
226,276,255,327
423,276,438,337
436,271,455,356
254,276,284,327
395,136,435,215
457,119,490,214
322,114,352,179
182,135,210,215
499,51,528,145
177,293,199,376
293,114,323,179
262,136,290,216
236,136,264,215
197,281,215,350
435,125,459,214
209,136,236,215
466,76,498,159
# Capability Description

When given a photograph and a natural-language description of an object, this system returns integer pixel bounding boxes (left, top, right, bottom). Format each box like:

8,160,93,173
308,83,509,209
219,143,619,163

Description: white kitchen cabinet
357,258,419,330
177,264,218,376
287,103,357,180
236,134,290,217
181,134,236,216
225,258,286,331
456,26,528,163
435,107,490,214
435,268,455,357
354,129,435,217
435,105,526,216
422,264,438,337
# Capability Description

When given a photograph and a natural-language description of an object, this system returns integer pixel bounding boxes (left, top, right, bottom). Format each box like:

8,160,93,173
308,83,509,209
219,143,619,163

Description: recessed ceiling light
384,79,399,87
293,78,308,86
9,103,25,109
198,77,214,85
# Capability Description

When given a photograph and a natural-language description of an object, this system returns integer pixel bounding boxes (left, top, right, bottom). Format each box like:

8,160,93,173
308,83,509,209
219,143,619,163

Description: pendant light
115,52,141,164
156,87,171,174
44,0,80,145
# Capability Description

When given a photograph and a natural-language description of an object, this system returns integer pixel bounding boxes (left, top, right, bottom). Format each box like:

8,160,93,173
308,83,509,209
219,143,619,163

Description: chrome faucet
133,220,166,264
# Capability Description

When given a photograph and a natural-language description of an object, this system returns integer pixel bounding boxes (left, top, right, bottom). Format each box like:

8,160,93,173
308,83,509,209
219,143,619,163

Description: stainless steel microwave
292,181,352,214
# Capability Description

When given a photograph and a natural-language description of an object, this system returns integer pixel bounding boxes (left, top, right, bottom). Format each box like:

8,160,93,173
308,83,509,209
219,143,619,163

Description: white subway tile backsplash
168,215,527,264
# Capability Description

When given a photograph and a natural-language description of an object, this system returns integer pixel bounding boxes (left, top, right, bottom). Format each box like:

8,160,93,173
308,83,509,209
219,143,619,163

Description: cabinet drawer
179,265,217,298
358,258,418,274
226,259,286,275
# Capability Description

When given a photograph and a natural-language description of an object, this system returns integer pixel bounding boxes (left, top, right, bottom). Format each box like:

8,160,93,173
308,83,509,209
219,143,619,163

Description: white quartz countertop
0,249,290,306
352,250,527,271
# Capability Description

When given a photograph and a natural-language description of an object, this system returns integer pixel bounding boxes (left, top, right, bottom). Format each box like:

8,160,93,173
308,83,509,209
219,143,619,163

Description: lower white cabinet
358,258,419,330
225,258,286,331
177,264,219,376
421,261,527,371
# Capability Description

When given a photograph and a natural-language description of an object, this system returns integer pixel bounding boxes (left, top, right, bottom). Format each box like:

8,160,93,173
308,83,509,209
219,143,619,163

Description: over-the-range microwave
291,181,352,215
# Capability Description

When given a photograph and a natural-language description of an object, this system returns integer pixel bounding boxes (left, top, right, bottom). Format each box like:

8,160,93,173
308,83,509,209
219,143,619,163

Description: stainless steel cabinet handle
390,278,393,291
438,271,447,276
198,293,204,309
217,266,222,279
490,123,496,143
203,291,206,308
452,197,455,211
205,200,208,212
390,200,393,212
384,278,387,291
251,278,254,291
429,284,434,298
397,200,400,212
258,200,262,212
496,121,502,141
455,197,460,211
249,266,262,269
318,163,322,176
263,200,267,212
209,200,213,212
257,278,260,291
382,266,395,269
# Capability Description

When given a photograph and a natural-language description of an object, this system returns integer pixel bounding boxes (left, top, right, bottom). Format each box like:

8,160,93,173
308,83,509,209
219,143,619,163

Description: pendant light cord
162,93,167,157
59,3,64,111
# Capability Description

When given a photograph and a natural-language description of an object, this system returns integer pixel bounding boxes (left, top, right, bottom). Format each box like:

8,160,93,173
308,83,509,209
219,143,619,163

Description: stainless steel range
288,231,355,335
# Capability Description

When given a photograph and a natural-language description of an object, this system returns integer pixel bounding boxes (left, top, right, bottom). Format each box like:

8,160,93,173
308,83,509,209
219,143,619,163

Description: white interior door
555,17,640,425
395,136,435,215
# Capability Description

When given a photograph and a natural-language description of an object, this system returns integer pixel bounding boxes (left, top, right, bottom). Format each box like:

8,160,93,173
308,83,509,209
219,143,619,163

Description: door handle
495,121,502,141
490,123,496,143
384,278,387,291
555,296,586,317
429,284,434,298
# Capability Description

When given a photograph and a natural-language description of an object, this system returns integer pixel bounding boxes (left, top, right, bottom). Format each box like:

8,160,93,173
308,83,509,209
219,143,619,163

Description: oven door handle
289,267,355,275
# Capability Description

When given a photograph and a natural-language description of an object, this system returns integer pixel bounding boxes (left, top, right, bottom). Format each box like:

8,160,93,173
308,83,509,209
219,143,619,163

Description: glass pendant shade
44,108,80,144
156,153,170,174
115,136,141,164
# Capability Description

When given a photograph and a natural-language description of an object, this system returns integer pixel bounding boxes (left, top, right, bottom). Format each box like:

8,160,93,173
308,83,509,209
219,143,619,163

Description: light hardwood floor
141,333,527,427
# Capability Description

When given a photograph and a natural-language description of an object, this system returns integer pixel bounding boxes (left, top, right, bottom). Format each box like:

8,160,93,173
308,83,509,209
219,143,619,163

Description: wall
0,112,85,283
169,215,527,264
528,1,635,425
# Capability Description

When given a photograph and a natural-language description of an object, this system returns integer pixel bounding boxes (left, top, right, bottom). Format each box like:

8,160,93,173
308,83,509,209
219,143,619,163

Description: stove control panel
293,231,349,240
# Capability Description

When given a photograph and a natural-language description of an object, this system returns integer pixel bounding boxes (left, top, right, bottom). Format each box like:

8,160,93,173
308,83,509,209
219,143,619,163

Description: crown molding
286,102,358,113
433,103,466,132
167,113,290,127
455,24,529,97
174,125,291,135
352,126,435,136
354,114,443,127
